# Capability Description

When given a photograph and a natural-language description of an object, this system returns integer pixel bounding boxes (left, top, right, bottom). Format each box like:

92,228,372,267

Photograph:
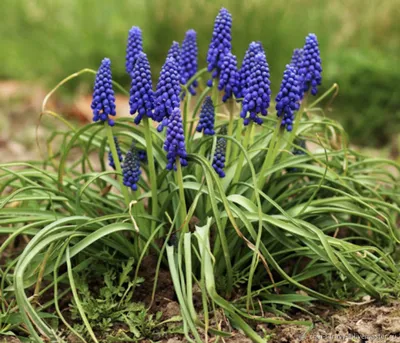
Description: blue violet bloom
239,42,264,98
122,143,142,191
206,8,232,87
164,107,188,171
180,30,198,95
154,57,181,132
290,48,303,70
218,52,241,102
299,33,322,96
196,96,215,135
240,53,271,125
129,52,155,125
212,136,227,178
167,41,181,64
126,27,143,76
91,58,117,126
275,64,302,132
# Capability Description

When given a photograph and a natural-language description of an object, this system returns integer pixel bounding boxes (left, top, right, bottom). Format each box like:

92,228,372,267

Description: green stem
308,83,338,109
231,121,252,192
225,100,235,165
175,159,188,234
285,94,308,152
256,118,283,191
105,123,130,207
143,117,158,233
231,119,242,165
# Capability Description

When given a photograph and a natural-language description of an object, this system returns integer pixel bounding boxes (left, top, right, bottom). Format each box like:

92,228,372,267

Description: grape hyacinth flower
180,30,198,95
239,42,264,98
91,58,117,126
129,52,154,125
240,53,271,126
206,8,232,86
196,96,215,135
290,48,303,70
122,143,142,191
108,136,123,170
299,34,322,96
212,136,227,178
167,41,181,63
164,108,188,171
275,64,302,132
138,149,147,163
154,57,181,132
218,52,240,102
126,27,143,75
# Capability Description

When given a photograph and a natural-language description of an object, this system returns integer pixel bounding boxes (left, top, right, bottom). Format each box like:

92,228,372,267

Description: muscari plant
0,7,399,343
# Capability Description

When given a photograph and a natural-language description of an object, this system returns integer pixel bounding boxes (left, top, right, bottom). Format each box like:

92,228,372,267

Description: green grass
1,0,399,146
0,62,399,341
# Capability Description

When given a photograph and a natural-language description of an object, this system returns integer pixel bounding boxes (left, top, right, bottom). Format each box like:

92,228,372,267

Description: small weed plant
0,8,399,343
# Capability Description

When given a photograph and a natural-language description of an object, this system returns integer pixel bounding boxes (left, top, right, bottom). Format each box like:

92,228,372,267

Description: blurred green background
1,0,399,147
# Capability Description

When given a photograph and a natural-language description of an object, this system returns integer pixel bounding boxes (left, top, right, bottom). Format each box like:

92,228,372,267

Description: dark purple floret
129,52,154,125
108,136,123,170
167,41,181,64
126,27,143,76
154,57,181,132
196,96,215,135
138,149,147,163
298,34,322,96
276,64,302,132
212,136,227,178
91,58,117,126
206,8,232,86
240,53,271,126
122,143,142,191
180,30,198,95
290,48,303,70
164,108,188,171
218,52,240,102
239,42,264,98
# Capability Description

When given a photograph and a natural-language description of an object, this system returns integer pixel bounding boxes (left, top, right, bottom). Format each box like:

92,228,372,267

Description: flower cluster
207,8,232,86
239,42,264,98
290,48,303,70
180,30,198,95
154,57,181,131
129,52,155,124
125,27,143,75
275,64,302,131
218,52,240,102
167,41,181,63
240,53,271,125
91,58,117,126
122,143,142,191
212,136,227,178
164,108,188,170
108,136,123,170
196,96,215,135
298,34,322,96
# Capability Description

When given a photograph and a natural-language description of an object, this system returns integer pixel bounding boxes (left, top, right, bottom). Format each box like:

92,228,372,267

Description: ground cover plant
1,7,399,343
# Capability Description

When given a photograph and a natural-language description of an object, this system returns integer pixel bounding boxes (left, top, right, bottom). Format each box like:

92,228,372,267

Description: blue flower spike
299,33,322,96
154,57,181,132
290,48,303,70
164,107,188,171
207,8,232,87
212,135,227,178
126,27,143,75
108,136,123,170
122,143,142,191
276,64,302,132
196,96,215,135
167,41,181,63
180,30,198,95
129,52,155,125
91,58,117,126
240,53,271,126
218,52,240,102
239,42,264,98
